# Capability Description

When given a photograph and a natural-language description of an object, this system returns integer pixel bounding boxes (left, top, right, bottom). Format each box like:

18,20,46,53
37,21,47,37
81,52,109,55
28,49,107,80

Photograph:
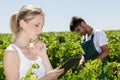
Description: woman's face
24,15,44,40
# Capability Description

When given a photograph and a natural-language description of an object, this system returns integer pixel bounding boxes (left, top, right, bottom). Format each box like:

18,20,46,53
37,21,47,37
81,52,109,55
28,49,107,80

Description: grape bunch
20,62,40,80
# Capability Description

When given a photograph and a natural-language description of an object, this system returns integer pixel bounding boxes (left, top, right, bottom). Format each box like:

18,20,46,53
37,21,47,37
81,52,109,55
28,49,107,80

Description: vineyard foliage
0,30,120,80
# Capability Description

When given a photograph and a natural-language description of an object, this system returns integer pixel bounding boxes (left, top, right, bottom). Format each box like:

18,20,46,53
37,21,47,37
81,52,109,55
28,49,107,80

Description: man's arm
96,44,108,60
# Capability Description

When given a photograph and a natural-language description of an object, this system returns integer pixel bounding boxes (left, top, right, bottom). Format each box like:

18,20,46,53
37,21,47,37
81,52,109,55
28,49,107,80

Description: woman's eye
35,25,39,27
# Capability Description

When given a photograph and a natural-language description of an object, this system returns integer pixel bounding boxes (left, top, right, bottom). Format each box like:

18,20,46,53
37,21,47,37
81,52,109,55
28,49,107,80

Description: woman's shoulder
4,44,18,58
4,44,20,65
3,44,20,76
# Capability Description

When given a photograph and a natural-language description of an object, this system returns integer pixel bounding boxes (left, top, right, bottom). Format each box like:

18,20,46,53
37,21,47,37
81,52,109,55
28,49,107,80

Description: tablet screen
58,57,80,79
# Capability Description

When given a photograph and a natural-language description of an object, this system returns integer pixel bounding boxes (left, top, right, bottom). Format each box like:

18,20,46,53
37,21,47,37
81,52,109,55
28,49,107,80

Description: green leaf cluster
0,30,120,80
20,62,40,80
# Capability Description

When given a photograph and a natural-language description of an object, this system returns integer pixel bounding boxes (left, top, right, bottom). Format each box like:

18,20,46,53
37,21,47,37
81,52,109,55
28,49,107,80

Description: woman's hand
39,68,64,80
32,39,48,58
47,68,64,79
33,39,54,72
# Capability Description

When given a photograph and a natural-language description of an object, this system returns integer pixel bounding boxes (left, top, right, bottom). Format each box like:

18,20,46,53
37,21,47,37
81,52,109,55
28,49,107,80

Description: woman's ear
19,19,26,29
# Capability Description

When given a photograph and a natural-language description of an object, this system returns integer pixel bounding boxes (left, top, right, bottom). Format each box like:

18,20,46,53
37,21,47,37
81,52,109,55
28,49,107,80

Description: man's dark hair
70,16,85,31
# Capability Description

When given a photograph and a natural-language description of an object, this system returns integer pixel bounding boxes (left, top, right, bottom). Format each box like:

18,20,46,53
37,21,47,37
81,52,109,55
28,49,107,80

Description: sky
0,0,120,33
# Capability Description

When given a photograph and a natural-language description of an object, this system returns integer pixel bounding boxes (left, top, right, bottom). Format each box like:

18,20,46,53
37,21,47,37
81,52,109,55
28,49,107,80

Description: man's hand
79,55,85,69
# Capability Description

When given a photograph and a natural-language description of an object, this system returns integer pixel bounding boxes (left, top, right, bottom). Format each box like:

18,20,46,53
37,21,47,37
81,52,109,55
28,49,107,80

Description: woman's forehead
29,15,44,23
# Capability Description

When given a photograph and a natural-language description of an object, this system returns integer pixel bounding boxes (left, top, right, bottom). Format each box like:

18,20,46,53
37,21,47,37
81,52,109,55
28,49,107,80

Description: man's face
74,22,87,35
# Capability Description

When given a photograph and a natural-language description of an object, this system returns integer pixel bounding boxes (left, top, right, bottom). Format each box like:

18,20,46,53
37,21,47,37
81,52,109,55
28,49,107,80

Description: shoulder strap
10,44,25,60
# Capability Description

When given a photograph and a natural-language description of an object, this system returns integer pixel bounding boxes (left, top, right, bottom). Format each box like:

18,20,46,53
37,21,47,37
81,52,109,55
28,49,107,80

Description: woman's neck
14,32,30,48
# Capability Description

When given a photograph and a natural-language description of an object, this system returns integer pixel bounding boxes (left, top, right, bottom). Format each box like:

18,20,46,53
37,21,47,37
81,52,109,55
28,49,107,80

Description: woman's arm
33,39,53,71
39,43,53,71
3,49,20,80
34,39,64,80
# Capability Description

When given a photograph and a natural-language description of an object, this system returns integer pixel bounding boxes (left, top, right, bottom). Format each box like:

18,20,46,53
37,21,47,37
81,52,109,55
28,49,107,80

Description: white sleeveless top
9,44,46,79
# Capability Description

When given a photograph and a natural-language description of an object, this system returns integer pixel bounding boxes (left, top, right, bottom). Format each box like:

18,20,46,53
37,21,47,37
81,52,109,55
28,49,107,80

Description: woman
3,5,64,80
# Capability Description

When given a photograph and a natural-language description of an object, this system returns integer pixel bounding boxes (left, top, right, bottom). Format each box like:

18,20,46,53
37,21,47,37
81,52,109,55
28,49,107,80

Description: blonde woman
3,5,64,80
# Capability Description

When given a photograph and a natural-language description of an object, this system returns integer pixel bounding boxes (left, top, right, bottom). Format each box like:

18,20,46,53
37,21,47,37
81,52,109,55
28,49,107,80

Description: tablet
58,57,81,79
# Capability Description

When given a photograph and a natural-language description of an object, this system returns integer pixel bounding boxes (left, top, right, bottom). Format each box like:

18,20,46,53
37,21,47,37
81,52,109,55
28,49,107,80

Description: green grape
29,74,37,80
20,63,40,80
31,62,40,69
26,68,32,77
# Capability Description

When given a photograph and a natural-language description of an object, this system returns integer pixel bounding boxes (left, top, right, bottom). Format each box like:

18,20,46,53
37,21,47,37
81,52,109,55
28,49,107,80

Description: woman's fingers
47,68,64,79
54,68,64,78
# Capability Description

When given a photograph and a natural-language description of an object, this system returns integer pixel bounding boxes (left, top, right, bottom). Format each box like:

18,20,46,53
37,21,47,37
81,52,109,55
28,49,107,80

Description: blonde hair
9,5,44,42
